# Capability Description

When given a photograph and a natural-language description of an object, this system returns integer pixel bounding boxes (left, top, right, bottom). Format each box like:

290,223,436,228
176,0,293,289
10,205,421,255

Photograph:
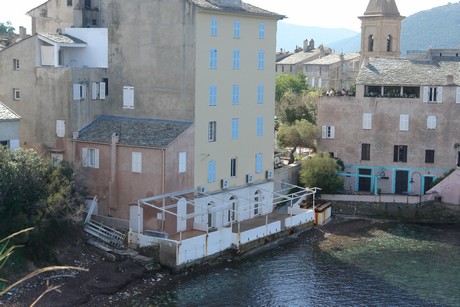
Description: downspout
161,148,166,230
109,133,119,214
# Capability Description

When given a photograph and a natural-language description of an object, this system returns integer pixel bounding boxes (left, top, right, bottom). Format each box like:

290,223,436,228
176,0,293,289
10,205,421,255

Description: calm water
135,223,460,307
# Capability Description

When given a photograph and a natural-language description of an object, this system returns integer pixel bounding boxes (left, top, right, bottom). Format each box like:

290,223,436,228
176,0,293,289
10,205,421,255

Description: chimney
309,39,315,50
446,74,454,85
303,39,309,52
111,132,119,144
19,26,27,39
208,0,242,7
339,53,344,62
72,131,80,139
364,57,370,66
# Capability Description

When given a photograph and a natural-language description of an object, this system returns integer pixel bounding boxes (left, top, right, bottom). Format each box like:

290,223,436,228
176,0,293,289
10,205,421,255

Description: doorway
395,170,409,194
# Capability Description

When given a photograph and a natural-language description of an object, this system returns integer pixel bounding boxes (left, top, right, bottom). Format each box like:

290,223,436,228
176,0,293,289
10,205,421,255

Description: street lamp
410,171,423,204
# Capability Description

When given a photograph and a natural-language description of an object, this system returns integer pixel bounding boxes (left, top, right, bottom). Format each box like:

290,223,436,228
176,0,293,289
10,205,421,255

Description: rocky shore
0,216,404,306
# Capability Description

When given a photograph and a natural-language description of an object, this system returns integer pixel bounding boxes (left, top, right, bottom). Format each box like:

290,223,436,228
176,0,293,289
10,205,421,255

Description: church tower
359,0,405,59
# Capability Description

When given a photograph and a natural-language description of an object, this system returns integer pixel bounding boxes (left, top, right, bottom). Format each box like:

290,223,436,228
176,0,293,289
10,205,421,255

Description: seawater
135,223,460,307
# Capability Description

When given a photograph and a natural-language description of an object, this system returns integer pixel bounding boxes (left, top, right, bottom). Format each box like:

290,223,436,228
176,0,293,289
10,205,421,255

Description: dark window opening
67,0,72,6
361,143,371,161
386,35,392,52
364,85,381,97
230,158,237,177
103,78,109,96
428,87,438,102
383,86,400,97
425,150,435,163
394,145,408,163
368,35,374,52
403,86,420,98
0,140,8,147
457,152,460,167
358,168,372,192
84,0,91,9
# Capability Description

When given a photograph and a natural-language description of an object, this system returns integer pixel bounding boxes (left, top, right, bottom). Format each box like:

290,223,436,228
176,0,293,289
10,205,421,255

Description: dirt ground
0,217,398,307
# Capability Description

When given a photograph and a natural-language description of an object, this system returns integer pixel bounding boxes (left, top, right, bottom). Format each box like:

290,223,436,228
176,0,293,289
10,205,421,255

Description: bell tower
359,0,404,59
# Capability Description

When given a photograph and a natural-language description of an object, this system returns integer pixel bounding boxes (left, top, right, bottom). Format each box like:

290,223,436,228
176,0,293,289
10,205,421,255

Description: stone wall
274,163,301,192
330,201,460,224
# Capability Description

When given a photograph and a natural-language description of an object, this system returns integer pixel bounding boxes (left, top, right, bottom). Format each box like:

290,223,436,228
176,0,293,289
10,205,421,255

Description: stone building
0,102,20,149
317,0,460,197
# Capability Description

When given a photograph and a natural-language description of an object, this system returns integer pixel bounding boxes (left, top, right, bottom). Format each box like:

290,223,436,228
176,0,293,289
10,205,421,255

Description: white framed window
13,89,20,101
13,59,19,70
234,20,240,38
427,115,437,129
233,49,240,70
132,152,142,173
123,86,134,109
92,82,106,100
179,152,187,173
230,158,237,177
208,121,216,142
400,114,409,131
456,87,460,104
258,51,265,70
321,126,335,139
423,86,442,103
255,153,263,174
210,18,218,36
82,148,99,169
56,120,65,137
73,83,87,101
232,118,239,139
256,116,264,136
259,22,265,39
210,48,218,70
209,85,217,106
363,113,372,130
232,85,240,105
257,84,264,104
208,160,216,183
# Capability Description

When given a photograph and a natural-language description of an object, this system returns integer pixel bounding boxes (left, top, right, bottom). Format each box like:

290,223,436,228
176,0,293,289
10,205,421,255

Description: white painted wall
64,28,108,68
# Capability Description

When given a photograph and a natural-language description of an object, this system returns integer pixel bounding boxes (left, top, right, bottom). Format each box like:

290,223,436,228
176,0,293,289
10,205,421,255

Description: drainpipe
161,148,166,230
109,133,119,214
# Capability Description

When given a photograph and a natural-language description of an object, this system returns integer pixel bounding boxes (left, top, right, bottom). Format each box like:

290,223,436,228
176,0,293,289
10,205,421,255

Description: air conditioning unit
246,174,254,184
221,179,230,189
197,185,207,193
266,170,274,180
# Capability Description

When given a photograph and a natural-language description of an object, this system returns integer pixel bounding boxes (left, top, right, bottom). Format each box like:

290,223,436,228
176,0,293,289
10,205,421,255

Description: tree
0,148,85,260
275,72,308,102
277,120,319,164
276,90,318,125
299,152,343,194
0,22,15,35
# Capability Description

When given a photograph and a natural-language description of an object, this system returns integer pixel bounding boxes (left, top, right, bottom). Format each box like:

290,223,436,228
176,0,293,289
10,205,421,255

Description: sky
1,0,455,34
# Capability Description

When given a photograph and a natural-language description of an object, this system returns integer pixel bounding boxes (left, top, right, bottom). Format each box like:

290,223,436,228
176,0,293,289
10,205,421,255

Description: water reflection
136,223,460,307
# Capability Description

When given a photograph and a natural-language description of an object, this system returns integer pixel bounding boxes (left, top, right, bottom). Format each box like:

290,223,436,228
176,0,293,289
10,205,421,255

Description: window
123,86,134,108
208,160,216,183
13,89,20,101
232,118,239,139
425,150,435,163
423,86,442,103
361,143,371,161
321,126,335,139
210,48,218,70
399,115,409,131
56,120,65,137
403,86,420,98
208,121,216,142
258,51,265,70
230,158,237,177
386,35,392,52
210,18,218,36
427,115,437,129
393,145,408,163
73,83,87,100
368,35,374,52
13,59,19,70
233,49,240,70
179,152,187,173
255,153,263,174
456,87,460,103
257,84,264,104
234,20,240,38
209,85,217,106
256,116,263,136
232,85,240,105
363,113,372,130
132,152,142,173
92,82,106,100
364,85,381,97
383,86,400,97
259,22,265,39
82,148,99,168
67,0,73,6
